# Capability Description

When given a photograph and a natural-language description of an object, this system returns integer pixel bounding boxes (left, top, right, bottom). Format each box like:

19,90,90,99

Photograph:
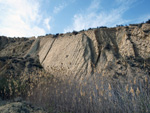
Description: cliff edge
0,23,150,80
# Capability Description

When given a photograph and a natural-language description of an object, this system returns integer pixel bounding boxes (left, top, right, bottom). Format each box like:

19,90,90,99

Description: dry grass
0,70,150,113
25,71,150,113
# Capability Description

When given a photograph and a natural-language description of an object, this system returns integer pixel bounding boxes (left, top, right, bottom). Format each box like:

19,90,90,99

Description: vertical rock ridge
41,38,56,64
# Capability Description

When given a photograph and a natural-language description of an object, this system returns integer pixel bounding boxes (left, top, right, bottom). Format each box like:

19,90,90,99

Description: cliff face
34,23,150,80
0,23,150,80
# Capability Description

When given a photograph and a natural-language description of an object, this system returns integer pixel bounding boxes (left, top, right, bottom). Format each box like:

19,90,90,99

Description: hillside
0,23,150,113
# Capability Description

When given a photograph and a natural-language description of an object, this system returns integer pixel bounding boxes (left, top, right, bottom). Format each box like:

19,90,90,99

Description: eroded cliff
0,23,150,80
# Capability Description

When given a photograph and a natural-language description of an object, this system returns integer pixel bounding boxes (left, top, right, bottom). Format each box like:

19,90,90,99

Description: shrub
88,28,92,30
0,76,28,99
146,19,150,24
116,25,124,27
72,30,78,35
53,33,59,38
46,33,52,36
99,26,107,28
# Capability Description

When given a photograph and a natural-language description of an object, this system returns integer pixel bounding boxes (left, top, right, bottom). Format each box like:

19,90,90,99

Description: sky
0,0,150,37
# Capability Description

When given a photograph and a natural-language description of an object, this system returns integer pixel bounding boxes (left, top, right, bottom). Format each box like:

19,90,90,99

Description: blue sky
0,0,150,37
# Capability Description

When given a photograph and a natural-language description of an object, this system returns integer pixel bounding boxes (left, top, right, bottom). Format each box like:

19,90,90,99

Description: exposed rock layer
0,23,150,80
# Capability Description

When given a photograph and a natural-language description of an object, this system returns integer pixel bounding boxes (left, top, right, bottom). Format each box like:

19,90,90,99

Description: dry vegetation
0,69,150,113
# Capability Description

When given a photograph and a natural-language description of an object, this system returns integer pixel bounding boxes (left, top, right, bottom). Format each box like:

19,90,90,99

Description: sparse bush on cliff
146,19,150,23
88,28,92,30
53,33,59,38
72,30,78,35
99,26,107,28
0,76,28,99
116,24,124,27
46,33,52,36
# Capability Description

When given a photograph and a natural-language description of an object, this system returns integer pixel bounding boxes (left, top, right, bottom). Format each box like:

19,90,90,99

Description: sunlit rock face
0,23,150,80
35,23,150,80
